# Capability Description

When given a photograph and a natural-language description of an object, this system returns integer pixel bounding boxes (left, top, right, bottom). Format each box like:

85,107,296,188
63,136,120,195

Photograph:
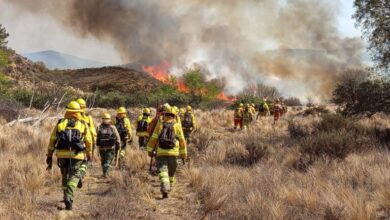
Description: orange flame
217,92,235,102
177,80,190,93
142,61,172,83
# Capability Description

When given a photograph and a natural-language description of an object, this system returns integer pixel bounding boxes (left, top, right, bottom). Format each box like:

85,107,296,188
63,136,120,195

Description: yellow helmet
102,113,111,120
143,108,151,114
66,101,82,113
186,105,192,111
76,98,87,108
239,103,244,107
165,106,178,116
117,107,127,114
180,108,186,114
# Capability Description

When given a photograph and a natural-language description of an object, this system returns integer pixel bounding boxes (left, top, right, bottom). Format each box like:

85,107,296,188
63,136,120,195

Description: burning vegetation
143,62,235,102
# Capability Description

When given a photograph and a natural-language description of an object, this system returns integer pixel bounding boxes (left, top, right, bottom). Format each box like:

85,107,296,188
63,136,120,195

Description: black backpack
182,112,193,128
158,122,176,149
115,117,128,139
258,103,265,112
56,119,84,152
136,116,149,132
97,124,116,147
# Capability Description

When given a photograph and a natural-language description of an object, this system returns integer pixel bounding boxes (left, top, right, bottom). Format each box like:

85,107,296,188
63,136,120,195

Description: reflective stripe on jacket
48,118,93,160
136,114,152,137
146,118,187,157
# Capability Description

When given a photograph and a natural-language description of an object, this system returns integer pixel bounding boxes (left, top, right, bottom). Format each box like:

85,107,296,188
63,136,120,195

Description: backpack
258,103,266,112
158,122,176,149
182,112,193,128
97,124,116,147
115,117,128,140
136,116,149,132
56,119,84,152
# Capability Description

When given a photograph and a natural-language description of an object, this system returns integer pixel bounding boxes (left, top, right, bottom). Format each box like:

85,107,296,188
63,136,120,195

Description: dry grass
1,107,390,219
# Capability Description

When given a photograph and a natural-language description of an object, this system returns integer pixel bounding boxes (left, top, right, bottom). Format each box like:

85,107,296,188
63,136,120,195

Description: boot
64,199,73,210
77,179,83,188
162,192,168,199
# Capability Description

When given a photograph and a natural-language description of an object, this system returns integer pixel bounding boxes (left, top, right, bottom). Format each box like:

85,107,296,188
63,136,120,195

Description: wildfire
217,92,235,102
143,61,190,93
142,61,172,83
143,61,233,102
177,80,190,93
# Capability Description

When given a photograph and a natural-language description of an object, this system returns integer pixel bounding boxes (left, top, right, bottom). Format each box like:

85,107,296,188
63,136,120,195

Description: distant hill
22,50,108,70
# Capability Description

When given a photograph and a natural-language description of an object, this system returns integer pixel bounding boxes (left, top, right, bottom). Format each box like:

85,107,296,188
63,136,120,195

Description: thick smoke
4,0,364,100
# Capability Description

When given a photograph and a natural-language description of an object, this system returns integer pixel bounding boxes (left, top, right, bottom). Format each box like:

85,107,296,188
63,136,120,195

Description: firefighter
46,101,93,210
115,107,133,161
77,98,97,150
179,108,186,122
250,103,256,115
234,103,244,130
181,105,196,144
136,108,152,150
256,98,270,120
243,104,254,130
146,106,187,199
272,99,283,123
96,113,121,177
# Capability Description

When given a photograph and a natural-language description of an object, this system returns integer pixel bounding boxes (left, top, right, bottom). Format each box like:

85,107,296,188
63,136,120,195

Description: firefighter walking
147,106,187,199
115,107,133,164
46,101,93,210
96,113,121,177
234,103,244,130
136,108,152,150
181,105,196,144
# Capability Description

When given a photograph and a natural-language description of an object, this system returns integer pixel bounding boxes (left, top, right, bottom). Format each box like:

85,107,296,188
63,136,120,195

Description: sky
0,0,362,65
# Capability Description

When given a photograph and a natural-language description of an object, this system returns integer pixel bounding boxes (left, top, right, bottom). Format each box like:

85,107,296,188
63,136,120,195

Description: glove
46,156,52,166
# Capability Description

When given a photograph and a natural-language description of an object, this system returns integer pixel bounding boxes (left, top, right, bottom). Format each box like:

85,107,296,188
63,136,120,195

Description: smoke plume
4,0,364,100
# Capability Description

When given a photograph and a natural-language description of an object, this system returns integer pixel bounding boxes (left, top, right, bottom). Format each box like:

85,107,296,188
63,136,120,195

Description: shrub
284,97,302,106
290,114,378,160
333,71,390,115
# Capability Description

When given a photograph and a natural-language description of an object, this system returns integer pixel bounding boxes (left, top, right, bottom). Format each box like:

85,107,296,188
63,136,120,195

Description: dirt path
37,155,199,219
143,164,200,220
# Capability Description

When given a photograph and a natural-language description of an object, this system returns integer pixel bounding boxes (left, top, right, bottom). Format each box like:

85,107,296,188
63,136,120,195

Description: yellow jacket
147,118,187,158
115,117,133,140
250,107,256,115
136,114,152,137
182,111,197,130
48,118,93,160
81,113,97,141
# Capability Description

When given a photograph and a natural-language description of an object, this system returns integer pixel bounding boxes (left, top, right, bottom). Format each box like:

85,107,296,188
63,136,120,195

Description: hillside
23,50,108,70
40,66,162,93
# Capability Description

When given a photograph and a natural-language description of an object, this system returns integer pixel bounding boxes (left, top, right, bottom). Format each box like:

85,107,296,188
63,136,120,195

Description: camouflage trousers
138,136,148,150
183,128,193,144
156,156,178,194
99,149,115,176
58,158,87,202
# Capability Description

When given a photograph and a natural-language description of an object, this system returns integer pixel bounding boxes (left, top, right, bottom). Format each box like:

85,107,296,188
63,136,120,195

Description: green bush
0,50,9,67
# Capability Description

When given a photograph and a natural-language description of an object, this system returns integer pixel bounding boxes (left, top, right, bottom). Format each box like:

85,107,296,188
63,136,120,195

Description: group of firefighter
45,97,285,210
45,98,196,210
233,97,287,130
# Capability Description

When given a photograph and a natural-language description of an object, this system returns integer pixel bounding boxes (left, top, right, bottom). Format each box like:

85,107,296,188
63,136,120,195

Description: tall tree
0,24,9,48
353,0,390,72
